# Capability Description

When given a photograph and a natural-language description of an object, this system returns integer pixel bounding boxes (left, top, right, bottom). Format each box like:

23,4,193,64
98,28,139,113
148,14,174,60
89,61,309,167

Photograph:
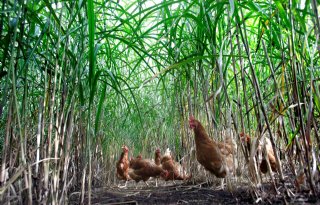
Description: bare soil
69,180,319,205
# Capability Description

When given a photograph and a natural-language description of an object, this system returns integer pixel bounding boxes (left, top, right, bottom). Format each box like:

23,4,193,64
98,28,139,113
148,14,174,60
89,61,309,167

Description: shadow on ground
70,180,319,205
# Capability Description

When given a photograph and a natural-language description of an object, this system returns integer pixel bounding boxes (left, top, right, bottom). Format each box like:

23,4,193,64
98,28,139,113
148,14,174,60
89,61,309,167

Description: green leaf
274,0,291,28
87,0,96,95
286,125,300,149
314,88,320,113
89,70,102,104
95,82,107,135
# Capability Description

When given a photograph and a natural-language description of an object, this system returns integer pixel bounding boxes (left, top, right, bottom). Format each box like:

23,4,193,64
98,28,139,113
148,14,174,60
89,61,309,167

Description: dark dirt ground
69,180,320,205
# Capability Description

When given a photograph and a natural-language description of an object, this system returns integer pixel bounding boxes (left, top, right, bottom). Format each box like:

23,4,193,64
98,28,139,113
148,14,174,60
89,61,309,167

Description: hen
240,132,277,173
259,137,277,173
162,157,192,181
116,145,130,187
189,116,235,178
128,156,168,185
155,148,191,181
154,148,162,186
155,148,161,166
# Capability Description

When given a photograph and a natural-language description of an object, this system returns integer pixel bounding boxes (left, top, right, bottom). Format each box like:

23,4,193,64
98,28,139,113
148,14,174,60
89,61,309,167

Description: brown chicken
116,145,130,187
160,154,192,181
240,133,277,173
155,148,161,166
154,148,163,186
155,148,191,181
259,137,277,173
128,157,168,183
240,132,251,154
189,116,235,178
